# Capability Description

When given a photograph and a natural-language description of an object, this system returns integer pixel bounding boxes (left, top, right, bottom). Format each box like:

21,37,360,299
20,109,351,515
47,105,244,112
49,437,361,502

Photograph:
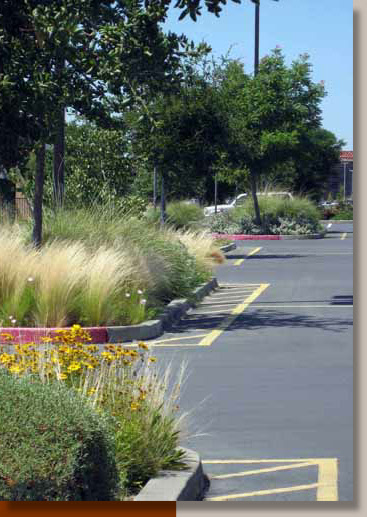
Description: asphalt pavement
143,222,353,502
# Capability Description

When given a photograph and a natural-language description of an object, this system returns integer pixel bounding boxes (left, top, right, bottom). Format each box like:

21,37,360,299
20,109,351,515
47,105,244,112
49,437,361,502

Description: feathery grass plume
32,241,88,327
78,246,149,326
165,227,225,271
0,226,38,324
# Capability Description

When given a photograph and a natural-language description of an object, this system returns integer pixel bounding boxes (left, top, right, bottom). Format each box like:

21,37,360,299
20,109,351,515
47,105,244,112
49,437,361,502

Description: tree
0,1,212,242
126,66,230,205
222,48,326,224
275,129,344,200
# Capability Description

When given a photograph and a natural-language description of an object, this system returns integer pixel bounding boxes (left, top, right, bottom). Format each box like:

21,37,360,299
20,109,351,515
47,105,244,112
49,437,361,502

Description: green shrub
166,201,204,230
209,196,321,235
331,203,353,220
145,201,204,230
0,371,121,501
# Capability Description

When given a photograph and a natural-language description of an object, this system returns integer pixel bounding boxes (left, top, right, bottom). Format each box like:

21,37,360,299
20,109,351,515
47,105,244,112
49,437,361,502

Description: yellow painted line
248,304,353,308
233,258,245,266
220,283,263,287
147,333,208,344
316,459,338,501
341,232,347,240
233,247,262,266
210,461,317,480
199,298,250,306
206,483,321,501
203,458,332,464
198,284,269,347
247,246,262,257
192,308,234,315
151,343,202,348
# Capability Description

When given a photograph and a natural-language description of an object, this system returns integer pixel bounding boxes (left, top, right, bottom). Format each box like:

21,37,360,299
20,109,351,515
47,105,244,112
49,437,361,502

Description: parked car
204,191,293,216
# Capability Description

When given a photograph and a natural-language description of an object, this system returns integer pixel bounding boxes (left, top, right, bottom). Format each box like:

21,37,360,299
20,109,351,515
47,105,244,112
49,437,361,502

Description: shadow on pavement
170,309,353,334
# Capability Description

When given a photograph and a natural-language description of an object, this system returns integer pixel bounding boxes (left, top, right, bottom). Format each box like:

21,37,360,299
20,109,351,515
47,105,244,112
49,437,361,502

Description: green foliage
209,196,321,235
10,205,210,322
330,202,353,220
0,371,120,501
113,407,186,494
145,201,204,230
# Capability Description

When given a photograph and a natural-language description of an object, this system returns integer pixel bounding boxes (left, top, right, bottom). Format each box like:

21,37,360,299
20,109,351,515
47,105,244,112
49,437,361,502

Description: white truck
203,192,293,216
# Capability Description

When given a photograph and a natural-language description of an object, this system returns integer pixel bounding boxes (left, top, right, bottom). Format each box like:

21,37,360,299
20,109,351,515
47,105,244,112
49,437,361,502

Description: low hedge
209,196,322,235
0,371,121,501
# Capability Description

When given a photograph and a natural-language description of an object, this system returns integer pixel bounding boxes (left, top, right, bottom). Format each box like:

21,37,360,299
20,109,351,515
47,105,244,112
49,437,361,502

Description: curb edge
134,448,208,501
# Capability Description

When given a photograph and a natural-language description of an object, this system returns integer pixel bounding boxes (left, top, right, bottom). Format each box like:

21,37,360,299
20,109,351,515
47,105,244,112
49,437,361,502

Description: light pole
251,0,279,76
250,0,279,225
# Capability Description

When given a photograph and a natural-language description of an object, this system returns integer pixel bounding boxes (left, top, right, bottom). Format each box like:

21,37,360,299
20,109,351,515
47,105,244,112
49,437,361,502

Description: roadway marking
234,247,262,266
341,233,347,240
206,483,320,501
317,458,339,501
204,458,338,502
247,304,353,308
197,284,269,347
121,284,269,348
210,461,316,479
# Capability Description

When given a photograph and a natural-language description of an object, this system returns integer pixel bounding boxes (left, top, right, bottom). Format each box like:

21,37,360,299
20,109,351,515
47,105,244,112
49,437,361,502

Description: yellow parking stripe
210,461,316,479
247,246,262,257
233,258,244,266
317,459,338,501
206,483,320,501
148,334,208,344
248,304,353,308
204,458,338,502
198,284,269,347
233,247,262,266
204,458,332,464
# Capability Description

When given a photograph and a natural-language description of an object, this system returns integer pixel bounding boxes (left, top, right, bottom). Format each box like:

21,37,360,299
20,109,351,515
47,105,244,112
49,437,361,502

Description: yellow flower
138,342,149,350
148,357,157,363
130,402,140,411
67,362,81,372
9,364,23,374
59,373,68,380
87,388,97,396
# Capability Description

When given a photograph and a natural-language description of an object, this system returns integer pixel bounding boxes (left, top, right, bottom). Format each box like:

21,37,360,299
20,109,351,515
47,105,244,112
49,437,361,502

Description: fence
0,194,33,221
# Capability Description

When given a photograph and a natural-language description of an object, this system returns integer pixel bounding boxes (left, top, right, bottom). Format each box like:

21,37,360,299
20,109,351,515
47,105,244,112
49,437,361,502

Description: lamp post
250,0,279,225
251,0,279,76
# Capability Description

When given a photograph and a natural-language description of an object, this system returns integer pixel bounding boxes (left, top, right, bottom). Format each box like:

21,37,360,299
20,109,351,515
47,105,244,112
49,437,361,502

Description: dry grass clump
166,228,225,271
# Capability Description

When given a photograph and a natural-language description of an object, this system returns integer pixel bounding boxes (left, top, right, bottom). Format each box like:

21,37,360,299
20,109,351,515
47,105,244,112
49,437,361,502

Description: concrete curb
134,448,208,501
219,242,237,253
212,233,325,241
1,278,218,345
320,220,353,224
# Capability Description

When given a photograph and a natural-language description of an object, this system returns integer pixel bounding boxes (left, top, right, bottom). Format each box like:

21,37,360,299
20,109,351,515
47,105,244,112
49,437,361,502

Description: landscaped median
0,207,223,500
0,278,218,345
207,194,326,239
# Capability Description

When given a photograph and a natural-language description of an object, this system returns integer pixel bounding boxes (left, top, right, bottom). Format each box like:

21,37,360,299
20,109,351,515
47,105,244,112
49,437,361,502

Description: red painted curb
0,327,108,345
212,234,281,240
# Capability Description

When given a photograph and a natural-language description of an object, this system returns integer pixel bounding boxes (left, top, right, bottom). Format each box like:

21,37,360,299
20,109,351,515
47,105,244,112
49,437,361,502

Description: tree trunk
53,106,65,208
33,144,45,248
214,174,218,214
153,165,158,209
160,172,166,226
250,169,261,226
53,55,65,209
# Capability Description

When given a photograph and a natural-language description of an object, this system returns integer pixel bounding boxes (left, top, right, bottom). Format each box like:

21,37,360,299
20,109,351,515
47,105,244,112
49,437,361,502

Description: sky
161,0,353,150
